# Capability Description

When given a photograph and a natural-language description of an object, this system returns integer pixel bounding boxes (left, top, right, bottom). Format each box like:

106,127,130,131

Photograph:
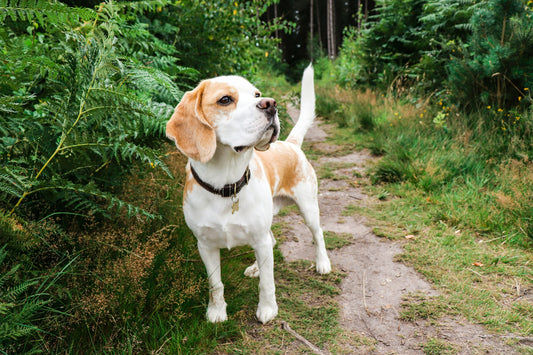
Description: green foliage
446,0,533,109
143,0,288,77
0,0,96,27
0,244,72,353
336,0,533,114
315,82,533,244
336,0,428,90
0,1,188,220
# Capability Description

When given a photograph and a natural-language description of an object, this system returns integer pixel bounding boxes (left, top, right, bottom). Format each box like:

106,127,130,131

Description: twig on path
362,270,369,314
281,321,328,355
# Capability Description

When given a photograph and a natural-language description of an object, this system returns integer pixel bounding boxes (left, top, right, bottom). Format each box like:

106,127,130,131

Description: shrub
0,1,187,220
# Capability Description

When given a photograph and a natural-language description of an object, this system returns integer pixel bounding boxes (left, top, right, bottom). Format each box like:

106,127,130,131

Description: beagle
166,65,331,324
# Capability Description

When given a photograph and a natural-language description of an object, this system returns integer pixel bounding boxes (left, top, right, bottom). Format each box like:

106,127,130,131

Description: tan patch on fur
166,81,216,163
182,164,196,203
255,142,306,196
286,136,300,145
166,81,241,163
200,82,239,126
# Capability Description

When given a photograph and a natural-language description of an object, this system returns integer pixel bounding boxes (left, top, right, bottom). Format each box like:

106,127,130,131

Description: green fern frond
33,180,158,219
112,142,172,177
0,170,28,200
0,0,96,27
0,95,34,114
0,302,16,315
4,280,39,301
127,65,184,102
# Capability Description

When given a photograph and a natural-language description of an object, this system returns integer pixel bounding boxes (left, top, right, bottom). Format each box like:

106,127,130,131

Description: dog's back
254,64,318,206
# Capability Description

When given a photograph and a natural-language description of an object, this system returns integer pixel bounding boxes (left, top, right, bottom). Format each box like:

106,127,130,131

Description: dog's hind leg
293,180,332,275
244,231,275,278
198,243,227,323
244,261,259,278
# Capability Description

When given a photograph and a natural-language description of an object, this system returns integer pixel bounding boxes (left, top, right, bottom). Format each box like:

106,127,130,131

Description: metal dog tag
231,195,239,214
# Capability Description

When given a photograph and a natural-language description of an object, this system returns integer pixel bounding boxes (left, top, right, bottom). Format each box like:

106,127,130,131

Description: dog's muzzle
233,98,279,153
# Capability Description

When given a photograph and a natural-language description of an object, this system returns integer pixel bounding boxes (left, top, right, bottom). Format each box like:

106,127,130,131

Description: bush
0,2,189,220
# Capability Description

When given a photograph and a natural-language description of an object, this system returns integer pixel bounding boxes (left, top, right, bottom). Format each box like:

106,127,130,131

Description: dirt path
275,112,518,354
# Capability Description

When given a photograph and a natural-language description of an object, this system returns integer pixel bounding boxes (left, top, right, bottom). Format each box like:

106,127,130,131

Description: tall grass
316,81,533,246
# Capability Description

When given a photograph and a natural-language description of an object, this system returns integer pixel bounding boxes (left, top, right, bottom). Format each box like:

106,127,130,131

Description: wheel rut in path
276,113,518,354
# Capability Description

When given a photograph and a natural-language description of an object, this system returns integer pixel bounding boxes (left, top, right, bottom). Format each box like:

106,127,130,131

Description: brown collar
190,165,251,198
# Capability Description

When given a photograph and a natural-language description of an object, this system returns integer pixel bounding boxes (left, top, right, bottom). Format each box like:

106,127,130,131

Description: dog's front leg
254,237,278,324
198,242,227,323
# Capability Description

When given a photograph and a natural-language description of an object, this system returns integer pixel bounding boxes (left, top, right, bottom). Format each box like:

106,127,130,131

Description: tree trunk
327,0,336,59
310,0,314,60
274,3,279,40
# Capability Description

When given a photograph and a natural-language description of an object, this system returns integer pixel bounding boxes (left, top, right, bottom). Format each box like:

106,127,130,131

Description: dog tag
231,196,239,214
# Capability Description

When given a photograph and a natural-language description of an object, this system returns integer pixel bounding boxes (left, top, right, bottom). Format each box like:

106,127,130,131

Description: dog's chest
184,184,273,249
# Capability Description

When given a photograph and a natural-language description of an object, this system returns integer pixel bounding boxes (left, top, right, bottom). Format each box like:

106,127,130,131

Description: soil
275,111,521,354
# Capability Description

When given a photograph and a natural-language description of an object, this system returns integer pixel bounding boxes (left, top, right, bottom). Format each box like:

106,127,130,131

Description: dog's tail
286,64,316,148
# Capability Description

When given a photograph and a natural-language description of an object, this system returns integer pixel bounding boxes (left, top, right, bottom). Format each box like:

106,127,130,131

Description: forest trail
274,107,518,354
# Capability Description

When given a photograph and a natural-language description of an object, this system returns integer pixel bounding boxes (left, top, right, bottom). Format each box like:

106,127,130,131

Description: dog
166,65,331,324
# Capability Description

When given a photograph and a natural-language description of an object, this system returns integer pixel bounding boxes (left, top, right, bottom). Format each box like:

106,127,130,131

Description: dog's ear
166,81,216,163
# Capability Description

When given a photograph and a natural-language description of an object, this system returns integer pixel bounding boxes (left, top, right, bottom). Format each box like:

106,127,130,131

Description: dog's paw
316,257,332,274
207,302,227,323
256,302,278,324
244,261,260,278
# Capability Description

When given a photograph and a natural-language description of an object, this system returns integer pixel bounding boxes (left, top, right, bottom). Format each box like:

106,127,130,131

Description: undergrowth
316,80,533,341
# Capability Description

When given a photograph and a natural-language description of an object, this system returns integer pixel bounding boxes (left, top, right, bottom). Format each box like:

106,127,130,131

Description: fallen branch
281,321,328,355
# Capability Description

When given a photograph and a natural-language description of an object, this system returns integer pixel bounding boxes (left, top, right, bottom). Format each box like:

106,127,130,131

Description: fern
0,0,96,27
127,65,185,103
1,1,191,219
0,246,46,350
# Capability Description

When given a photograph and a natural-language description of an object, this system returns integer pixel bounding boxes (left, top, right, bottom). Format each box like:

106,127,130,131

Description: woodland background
0,0,531,353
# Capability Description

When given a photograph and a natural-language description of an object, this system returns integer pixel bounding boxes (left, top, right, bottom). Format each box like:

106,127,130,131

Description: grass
422,338,458,355
324,231,353,249
399,292,451,322
215,258,376,354
316,80,533,346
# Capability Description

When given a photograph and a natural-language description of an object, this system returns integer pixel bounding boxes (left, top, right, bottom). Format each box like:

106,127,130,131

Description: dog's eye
255,92,261,98
217,96,233,106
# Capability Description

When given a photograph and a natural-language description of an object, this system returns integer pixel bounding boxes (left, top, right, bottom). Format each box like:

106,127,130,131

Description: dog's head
166,76,279,163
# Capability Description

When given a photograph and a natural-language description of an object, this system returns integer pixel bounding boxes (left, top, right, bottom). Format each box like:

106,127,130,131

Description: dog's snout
256,98,277,117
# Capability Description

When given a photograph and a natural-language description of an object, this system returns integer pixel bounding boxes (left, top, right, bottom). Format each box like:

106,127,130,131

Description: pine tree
446,0,533,110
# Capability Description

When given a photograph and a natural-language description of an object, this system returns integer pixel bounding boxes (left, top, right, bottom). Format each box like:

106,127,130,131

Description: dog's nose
256,98,277,117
